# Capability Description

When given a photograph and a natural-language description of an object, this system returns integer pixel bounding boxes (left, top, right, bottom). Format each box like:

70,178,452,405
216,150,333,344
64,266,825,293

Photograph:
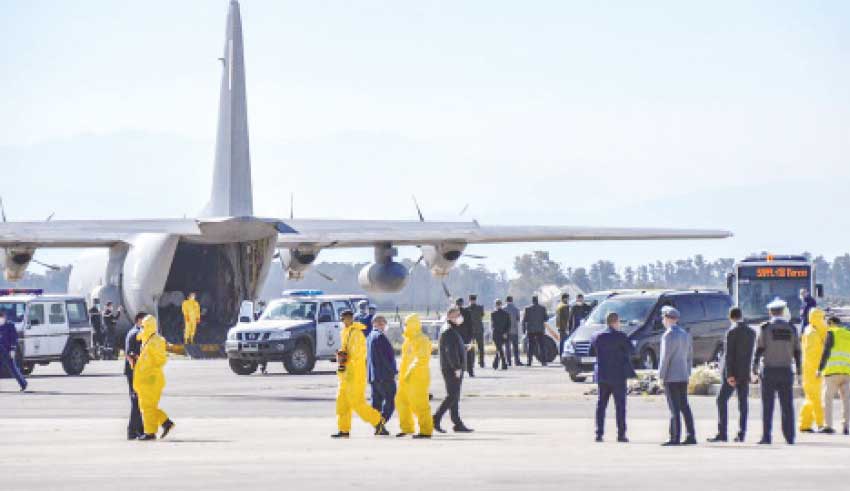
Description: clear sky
2,0,849,275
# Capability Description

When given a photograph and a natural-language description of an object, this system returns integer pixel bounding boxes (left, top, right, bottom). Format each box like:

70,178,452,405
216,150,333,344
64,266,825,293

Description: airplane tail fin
202,0,253,218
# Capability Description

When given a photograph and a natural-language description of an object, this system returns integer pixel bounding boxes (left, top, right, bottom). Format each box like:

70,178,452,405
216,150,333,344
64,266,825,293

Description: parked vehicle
561,290,732,382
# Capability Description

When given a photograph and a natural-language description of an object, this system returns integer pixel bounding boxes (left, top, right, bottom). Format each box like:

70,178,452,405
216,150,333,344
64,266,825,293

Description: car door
315,302,338,358
23,303,48,357
672,295,709,364
45,302,70,356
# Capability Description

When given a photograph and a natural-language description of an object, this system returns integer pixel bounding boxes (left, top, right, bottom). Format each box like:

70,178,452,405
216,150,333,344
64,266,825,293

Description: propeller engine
358,243,408,293
276,246,320,280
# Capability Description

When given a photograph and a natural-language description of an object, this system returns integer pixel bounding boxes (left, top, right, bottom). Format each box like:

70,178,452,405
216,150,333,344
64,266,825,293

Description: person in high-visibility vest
182,292,201,345
817,316,850,435
799,309,828,433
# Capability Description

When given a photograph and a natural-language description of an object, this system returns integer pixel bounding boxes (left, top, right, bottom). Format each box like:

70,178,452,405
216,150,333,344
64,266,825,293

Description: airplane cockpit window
259,301,318,322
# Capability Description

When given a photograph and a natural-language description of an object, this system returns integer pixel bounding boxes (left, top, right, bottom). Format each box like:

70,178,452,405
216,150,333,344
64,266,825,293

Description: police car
225,290,370,375
0,289,93,376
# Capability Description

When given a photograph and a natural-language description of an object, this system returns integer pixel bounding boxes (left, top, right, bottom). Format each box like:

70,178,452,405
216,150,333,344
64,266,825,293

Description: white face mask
455,315,464,325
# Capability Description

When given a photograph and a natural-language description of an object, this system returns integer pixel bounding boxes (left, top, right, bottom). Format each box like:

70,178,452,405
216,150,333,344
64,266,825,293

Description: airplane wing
0,219,201,248
275,219,732,248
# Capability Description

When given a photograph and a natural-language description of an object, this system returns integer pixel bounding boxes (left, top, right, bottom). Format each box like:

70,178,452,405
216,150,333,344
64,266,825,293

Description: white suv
0,290,93,376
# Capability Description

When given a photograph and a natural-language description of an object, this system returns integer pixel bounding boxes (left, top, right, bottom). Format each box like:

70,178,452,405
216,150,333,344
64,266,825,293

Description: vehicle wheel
641,349,658,370
61,342,87,376
283,341,316,375
542,337,558,364
21,362,35,376
229,358,258,376
569,372,587,383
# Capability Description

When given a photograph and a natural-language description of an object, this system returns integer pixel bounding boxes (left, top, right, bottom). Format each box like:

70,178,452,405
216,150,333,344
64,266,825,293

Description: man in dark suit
367,315,398,425
490,300,510,370
468,295,486,369
124,312,146,440
591,312,636,442
522,296,549,366
455,298,475,377
708,307,756,443
433,307,473,433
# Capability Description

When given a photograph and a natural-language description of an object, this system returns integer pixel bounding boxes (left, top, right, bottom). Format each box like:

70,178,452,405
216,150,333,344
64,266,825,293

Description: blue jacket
0,320,19,352
659,325,693,383
366,329,397,383
591,327,636,385
800,295,817,327
355,312,374,338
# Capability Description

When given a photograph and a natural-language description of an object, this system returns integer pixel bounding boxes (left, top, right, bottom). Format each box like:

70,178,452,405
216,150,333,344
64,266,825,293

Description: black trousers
473,331,485,367
370,380,397,423
761,367,795,443
492,335,507,369
716,379,749,439
434,370,463,427
596,382,627,438
558,330,568,360
465,348,475,377
664,382,695,442
526,332,547,366
126,370,143,438
507,334,521,365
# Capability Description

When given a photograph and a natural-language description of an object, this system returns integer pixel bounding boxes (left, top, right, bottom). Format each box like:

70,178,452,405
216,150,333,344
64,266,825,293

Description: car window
704,296,732,321
673,295,705,323
260,301,317,321
49,303,66,325
319,302,334,321
28,304,46,325
66,301,89,327
333,301,351,319
0,302,26,323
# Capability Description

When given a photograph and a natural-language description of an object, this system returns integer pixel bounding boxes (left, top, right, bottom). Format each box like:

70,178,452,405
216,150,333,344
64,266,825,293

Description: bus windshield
738,279,808,322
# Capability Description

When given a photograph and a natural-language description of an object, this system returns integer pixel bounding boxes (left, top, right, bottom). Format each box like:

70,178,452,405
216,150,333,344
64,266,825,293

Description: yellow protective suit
134,316,169,435
395,314,433,436
336,321,382,432
800,308,828,431
182,298,200,344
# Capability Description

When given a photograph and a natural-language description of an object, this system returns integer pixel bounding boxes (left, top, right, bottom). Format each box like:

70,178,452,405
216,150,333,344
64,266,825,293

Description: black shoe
734,435,745,442
412,434,432,439
453,425,474,433
501,366,508,371
661,440,679,446
374,421,389,436
844,427,849,436
617,436,629,443
595,435,603,442
682,437,697,445
127,433,140,441
330,432,350,438
542,362,548,367
758,438,771,445
137,434,156,441
707,435,727,443
800,428,815,433
821,427,836,434
479,363,485,369
396,432,409,438
433,417,446,434
785,439,795,445
160,419,175,439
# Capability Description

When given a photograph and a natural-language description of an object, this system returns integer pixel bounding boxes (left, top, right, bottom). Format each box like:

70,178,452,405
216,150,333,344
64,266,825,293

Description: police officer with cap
753,297,802,445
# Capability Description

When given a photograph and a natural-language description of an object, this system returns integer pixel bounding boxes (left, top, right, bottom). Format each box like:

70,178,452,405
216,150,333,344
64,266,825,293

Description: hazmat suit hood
808,309,827,335
404,314,422,338
137,315,158,343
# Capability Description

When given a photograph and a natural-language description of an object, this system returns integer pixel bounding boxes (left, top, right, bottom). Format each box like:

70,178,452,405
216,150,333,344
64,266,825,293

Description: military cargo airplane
0,1,731,339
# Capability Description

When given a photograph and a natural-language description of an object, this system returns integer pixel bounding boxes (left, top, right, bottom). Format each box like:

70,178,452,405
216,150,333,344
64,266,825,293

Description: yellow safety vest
824,327,850,376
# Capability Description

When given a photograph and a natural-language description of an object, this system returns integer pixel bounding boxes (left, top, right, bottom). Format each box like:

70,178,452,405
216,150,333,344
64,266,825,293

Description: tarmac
2,358,850,490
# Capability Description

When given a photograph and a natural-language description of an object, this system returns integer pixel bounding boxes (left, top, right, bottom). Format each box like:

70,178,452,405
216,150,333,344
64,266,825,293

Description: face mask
455,315,464,325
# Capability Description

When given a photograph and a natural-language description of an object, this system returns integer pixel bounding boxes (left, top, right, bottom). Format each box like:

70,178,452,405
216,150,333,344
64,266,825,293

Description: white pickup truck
0,290,93,376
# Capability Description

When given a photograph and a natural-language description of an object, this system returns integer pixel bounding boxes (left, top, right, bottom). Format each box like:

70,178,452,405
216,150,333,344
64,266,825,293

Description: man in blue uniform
124,312,146,439
0,309,27,391
354,300,374,338
367,315,397,427
591,312,636,442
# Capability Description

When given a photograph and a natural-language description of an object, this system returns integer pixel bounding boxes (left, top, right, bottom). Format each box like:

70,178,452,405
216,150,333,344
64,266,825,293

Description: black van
561,290,732,382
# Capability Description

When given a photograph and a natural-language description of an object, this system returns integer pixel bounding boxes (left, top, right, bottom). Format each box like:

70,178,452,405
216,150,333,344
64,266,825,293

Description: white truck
0,289,93,376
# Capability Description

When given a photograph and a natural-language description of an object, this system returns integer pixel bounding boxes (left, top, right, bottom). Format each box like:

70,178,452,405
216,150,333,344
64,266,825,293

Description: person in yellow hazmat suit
395,314,434,438
182,292,201,345
134,315,175,440
332,309,387,438
799,308,828,432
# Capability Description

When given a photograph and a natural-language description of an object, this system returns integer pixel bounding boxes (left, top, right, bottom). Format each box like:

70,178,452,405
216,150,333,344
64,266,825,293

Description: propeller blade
289,193,294,220
409,255,424,274
441,280,452,299
412,195,425,222
315,269,336,282
0,196,6,222
32,259,61,271
458,203,469,216
46,212,55,222
464,254,487,260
